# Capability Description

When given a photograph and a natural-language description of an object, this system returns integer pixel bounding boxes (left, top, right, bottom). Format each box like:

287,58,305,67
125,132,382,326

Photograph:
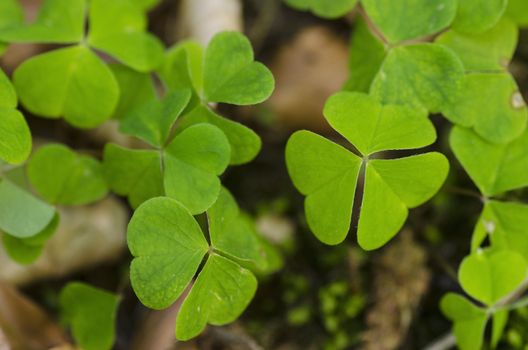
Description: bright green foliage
370,43,464,114
0,69,31,165
163,124,230,214
451,0,507,34
2,213,59,264
441,293,488,350
132,0,162,11
105,122,230,214
13,46,119,128
27,144,108,206
283,0,358,18
472,201,528,259
358,153,449,249
159,32,272,164
444,73,527,144
60,282,119,350
0,0,85,44
450,126,528,197
0,179,55,238
110,64,157,120
204,31,274,105
286,92,448,248
492,310,509,348
179,106,261,165
128,193,266,340
436,18,518,71
88,0,164,72
176,254,257,340
344,17,387,92
506,0,528,27
361,0,457,43
0,0,23,53
103,145,164,209
120,90,191,147
458,249,527,305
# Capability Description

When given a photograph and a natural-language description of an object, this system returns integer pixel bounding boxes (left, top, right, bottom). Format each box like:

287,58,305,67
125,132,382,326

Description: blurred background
2,0,528,349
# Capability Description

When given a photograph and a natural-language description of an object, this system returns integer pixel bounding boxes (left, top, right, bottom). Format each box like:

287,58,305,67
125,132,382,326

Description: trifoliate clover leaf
60,282,119,350
370,43,464,114
0,179,55,238
443,73,527,144
284,0,358,18
103,145,164,209
0,0,85,44
203,31,274,105
120,90,191,148
440,293,488,350
109,64,157,120
458,249,527,305
2,213,59,265
344,17,387,92
436,18,518,71
27,144,108,206
361,0,457,43
158,33,268,164
506,0,528,27
163,124,231,214
450,126,528,197
451,0,507,34
472,201,528,260
286,92,448,249
0,67,16,108
13,45,119,128
87,0,165,72
104,123,230,214
180,105,261,165
128,196,259,340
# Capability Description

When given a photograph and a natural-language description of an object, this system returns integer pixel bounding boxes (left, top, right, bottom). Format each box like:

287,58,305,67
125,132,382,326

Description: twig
423,333,456,350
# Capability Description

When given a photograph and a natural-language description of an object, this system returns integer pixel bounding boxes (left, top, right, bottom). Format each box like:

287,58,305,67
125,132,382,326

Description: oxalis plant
1,0,528,349
284,0,528,349
0,0,279,348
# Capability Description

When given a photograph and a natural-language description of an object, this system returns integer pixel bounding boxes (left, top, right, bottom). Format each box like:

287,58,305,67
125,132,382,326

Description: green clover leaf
450,126,528,197
284,0,358,18
13,45,119,128
459,249,527,306
0,179,56,238
0,69,31,165
204,31,274,105
344,17,387,92
286,92,448,249
370,43,464,114
444,73,527,144
441,293,488,350
120,90,191,148
109,64,157,120
60,282,119,350
159,32,272,164
2,213,59,264
104,123,230,214
129,192,264,340
436,18,518,72
131,0,162,11
361,0,457,43
0,0,23,52
451,0,507,34
0,0,85,44
87,0,165,72
27,144,108,206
